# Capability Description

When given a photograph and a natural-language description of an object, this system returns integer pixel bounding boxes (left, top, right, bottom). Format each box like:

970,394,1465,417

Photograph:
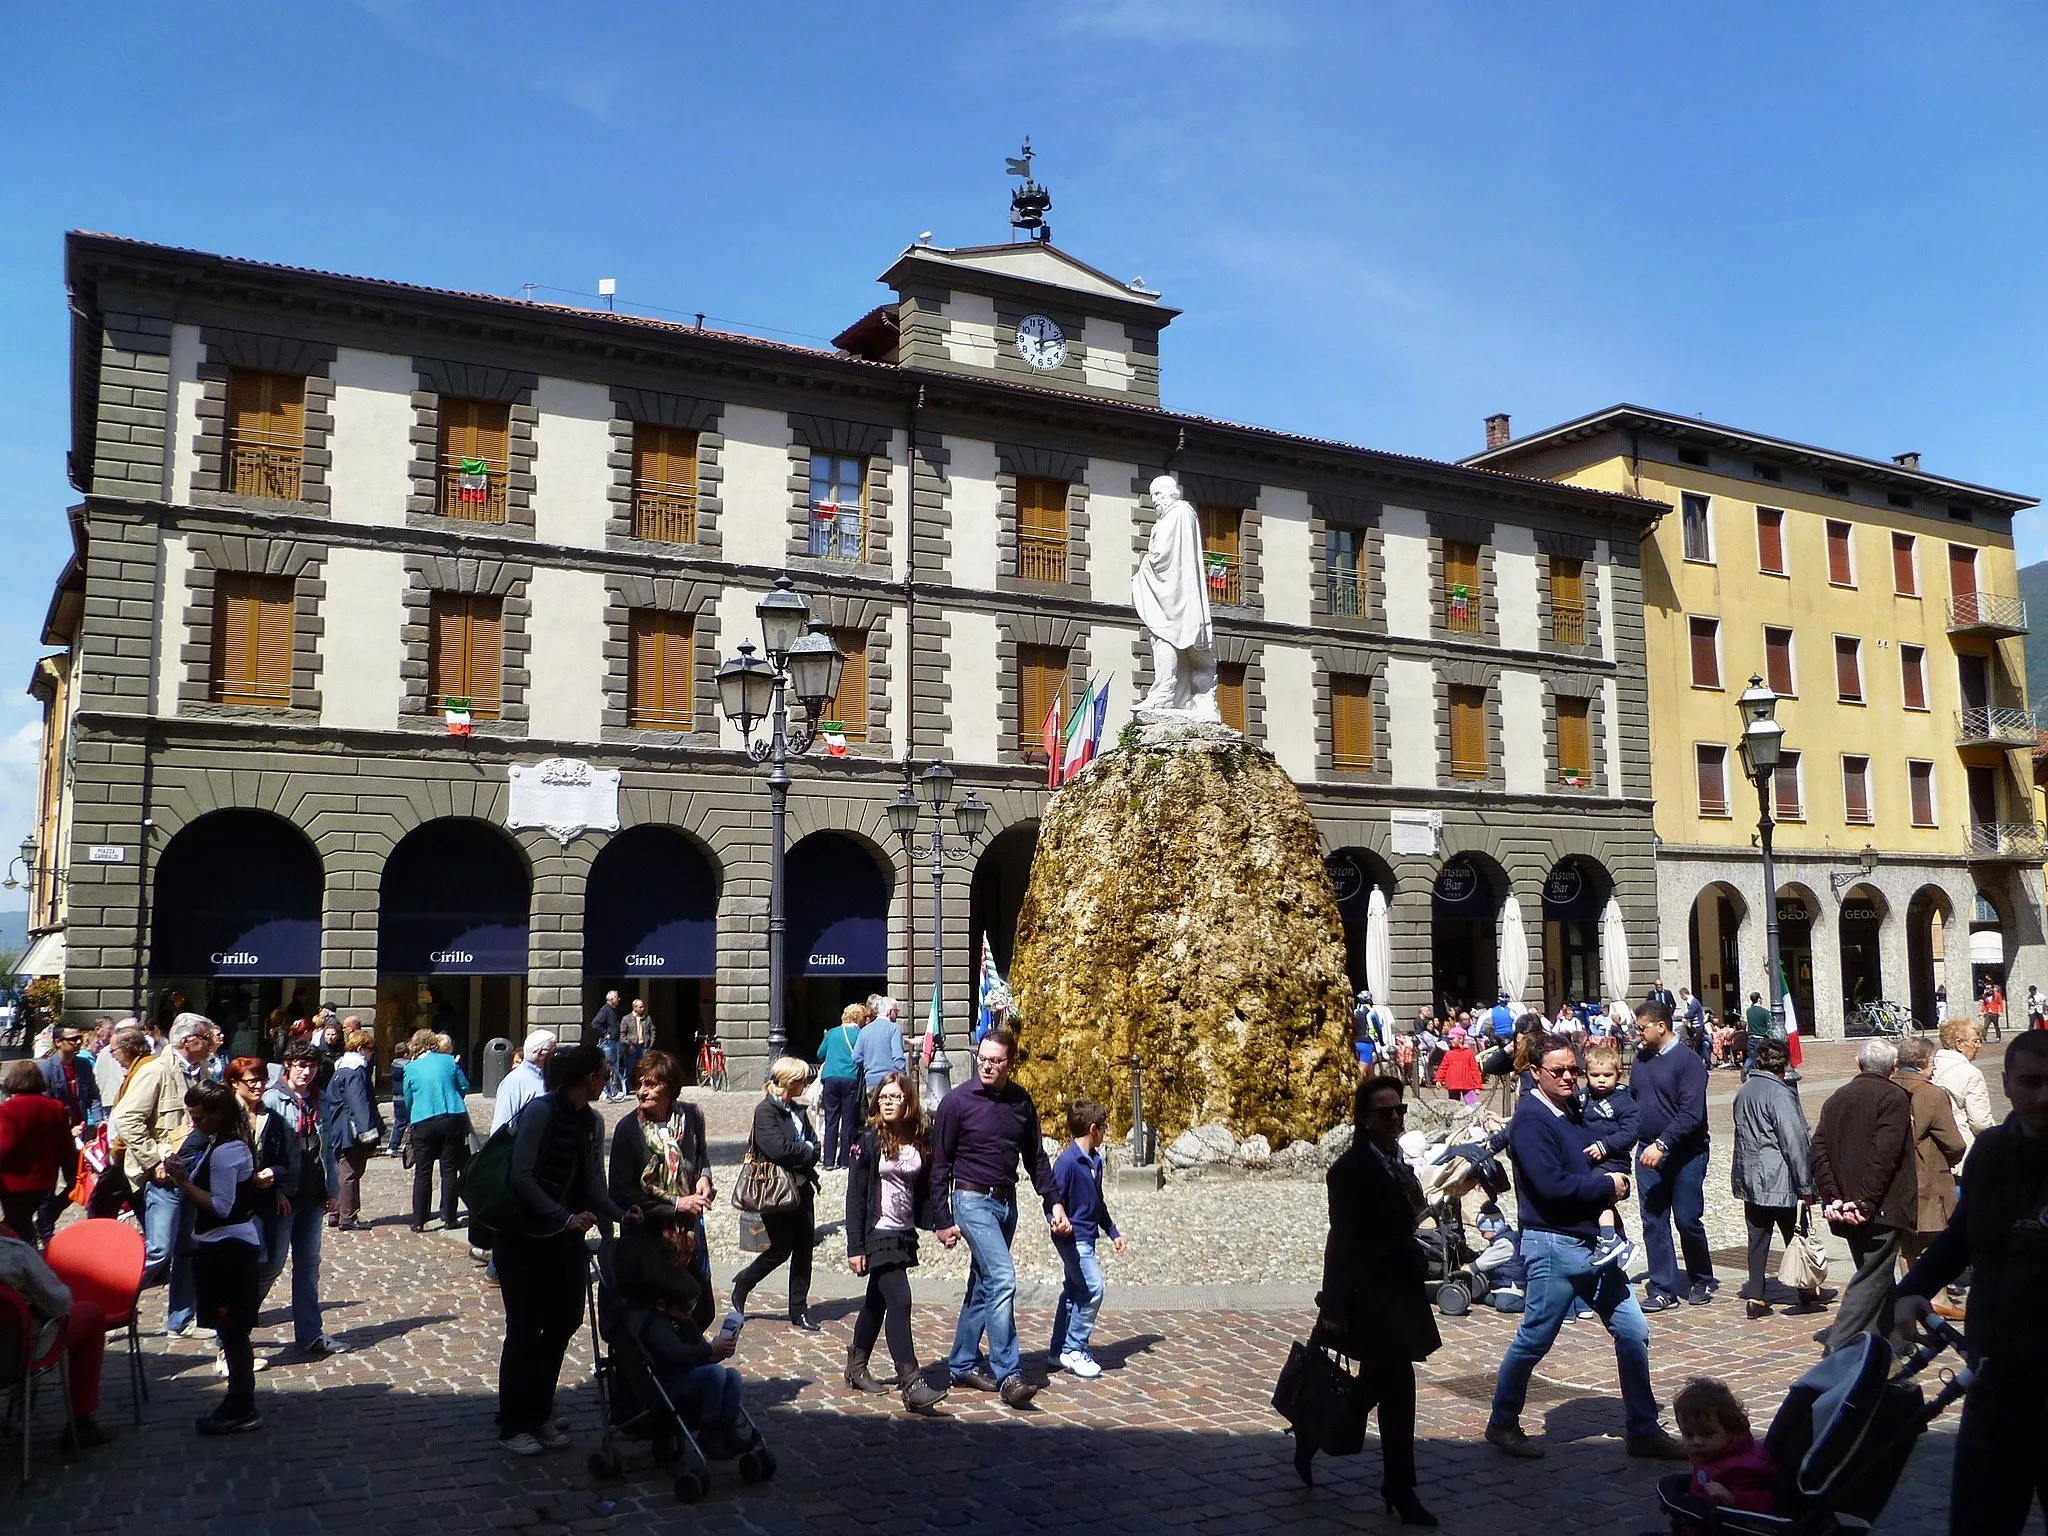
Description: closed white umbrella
1601,897,1631,1006
1365,885,1391,1005
1498,894,1530,1012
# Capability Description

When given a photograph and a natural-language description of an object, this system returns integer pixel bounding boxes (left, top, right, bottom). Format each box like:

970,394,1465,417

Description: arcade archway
1541,856,1611,1013
378,819,530,1071
1687,882,1748,1024
1432,853,1507,1012
584,826,720,1073
1326,848,1397,1001
785,831,893,1061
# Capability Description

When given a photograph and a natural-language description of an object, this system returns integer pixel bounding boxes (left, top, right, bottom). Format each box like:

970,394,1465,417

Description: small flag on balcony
1206,552,1230,595
458,457,490,505
444,697,473,736
821,720,848,758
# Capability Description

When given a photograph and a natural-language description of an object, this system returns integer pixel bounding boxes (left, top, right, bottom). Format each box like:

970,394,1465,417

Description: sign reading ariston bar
508,758,622,846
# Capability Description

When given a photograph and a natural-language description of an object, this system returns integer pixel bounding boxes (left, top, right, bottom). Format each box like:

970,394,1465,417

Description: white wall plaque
508,758,621,846
87,844,126,863
1389,810,1442,858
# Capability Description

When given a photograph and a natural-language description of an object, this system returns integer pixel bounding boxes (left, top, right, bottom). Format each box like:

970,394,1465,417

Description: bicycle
1849,999,1917,1037
696,1034,727,1091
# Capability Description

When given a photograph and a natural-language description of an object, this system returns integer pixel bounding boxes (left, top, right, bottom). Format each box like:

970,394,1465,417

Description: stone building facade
39,230,1662,1075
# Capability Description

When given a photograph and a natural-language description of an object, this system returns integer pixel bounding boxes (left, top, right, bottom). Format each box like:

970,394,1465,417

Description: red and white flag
1040,689,1064,788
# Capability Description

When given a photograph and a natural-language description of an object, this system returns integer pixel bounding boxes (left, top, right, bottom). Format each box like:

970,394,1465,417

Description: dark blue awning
786,834,890,977
154,812,322,978
379,821,530,975
1432,856,1496,920
1542,860,1608,922
585,828,718,978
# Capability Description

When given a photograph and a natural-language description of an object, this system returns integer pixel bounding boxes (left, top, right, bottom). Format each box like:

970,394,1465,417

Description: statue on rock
1133,474,1223,726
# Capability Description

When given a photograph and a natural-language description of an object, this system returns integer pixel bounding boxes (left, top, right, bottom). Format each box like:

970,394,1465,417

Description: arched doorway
1541,856,1610,1012
1326,848,1396,1000
785,831,892,1061
1970,888,2007,1000
1838,884,1886,1027
584,827,719,1078
1777,885,1818,1037
1687,882,1747,1024
378,820,530,1072
152,810,323,1058
1906,887,1952,1028
969,823,1038,1010
1432,853,1505,1012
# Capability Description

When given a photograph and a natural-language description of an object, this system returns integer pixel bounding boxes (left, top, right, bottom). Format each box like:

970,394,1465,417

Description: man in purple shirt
931,1027,1071,1407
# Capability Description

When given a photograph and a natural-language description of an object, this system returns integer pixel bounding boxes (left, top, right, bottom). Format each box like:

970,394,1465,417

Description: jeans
1637,1147,1713,1295
948,1190,1021,1383
1824,1224,1903,1356
1050,1235,1104,1358
1488,1227,1660,1441
600,1040,625,1096
1949,1370,2047,1535
258,1199,326,1347
818,1076,862,1168
141,1178,196,1332
494,1228,588,1437
636,1312,743,1427
409,1112,468,1227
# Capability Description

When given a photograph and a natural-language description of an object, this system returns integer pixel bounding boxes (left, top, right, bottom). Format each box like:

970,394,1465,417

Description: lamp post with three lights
889,761,989,1109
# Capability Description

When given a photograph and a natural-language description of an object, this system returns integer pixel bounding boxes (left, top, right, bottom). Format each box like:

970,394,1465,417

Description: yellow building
1470,407,2040,1039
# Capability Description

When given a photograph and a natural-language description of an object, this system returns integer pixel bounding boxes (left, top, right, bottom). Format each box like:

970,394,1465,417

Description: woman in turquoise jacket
400,1033,472,1232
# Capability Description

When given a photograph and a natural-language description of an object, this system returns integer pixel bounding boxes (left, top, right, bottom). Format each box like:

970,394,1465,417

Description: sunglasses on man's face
1367,1102,1408,1117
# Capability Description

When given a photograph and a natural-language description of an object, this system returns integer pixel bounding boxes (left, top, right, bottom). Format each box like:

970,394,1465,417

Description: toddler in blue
1048,1100,1126,1379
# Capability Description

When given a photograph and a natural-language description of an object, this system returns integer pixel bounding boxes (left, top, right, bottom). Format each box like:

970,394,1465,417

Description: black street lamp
715,577,846,1060
1736,675,1789,1038
890,759,989,1108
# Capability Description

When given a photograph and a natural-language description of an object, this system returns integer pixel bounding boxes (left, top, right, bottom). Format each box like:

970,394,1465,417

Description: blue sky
3,1,2046,906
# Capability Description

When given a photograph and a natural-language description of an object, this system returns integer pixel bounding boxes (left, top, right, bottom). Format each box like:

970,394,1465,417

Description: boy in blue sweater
1049,1101,1126,1379
1581,1042,1641,1271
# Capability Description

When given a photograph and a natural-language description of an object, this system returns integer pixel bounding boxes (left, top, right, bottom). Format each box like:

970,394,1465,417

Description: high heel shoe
1291,1434,1316,1488
1382,1487,1438,1527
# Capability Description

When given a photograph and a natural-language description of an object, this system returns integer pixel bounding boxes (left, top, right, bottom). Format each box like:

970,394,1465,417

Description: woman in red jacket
1434,1030,1484,1105
0,1059,74,1241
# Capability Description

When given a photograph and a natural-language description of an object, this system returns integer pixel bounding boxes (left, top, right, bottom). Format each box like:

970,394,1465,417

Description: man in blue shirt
1629,1000,1716,1310
852,995,906,1087
1485,1035,1684,1462
1488,991,1515,1042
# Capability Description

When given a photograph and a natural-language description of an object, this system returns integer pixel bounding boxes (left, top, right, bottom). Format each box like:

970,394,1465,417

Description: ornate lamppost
1736,676,1789,1035
888,760,989,1108
715,576,846,1059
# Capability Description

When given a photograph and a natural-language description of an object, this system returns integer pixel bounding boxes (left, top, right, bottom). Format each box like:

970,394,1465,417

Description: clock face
1015,313,1067,371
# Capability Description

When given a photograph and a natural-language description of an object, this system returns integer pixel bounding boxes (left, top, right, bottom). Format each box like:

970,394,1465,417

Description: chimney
1893,451,1921,470
1484,413,1511,451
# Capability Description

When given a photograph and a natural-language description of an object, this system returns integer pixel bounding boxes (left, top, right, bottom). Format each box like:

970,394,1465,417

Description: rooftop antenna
520,282,538,302
1006,138,1052,244
597,277,616,311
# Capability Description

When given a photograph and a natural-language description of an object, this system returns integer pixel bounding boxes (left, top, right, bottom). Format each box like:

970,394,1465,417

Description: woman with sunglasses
1304,1075,1439,1524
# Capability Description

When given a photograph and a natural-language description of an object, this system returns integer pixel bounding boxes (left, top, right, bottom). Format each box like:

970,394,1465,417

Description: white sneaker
499,1432,546,1457
215,1350,270,1376
1059,1350,1102,1379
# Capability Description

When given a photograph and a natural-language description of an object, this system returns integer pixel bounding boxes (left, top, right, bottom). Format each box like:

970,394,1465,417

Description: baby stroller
1651,1319,1977,1534
583,1237,777,1504
1415,1139,1514,1317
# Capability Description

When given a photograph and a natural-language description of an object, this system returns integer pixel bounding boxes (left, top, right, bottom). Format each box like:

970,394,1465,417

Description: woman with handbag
1729,1038,1817,1318
320,1024,384,1232
729,1057,821,1331
1308,1075,1439,1525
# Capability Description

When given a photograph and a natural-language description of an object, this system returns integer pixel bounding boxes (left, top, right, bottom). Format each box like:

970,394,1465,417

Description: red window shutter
1892,534,1917,595
1757,509,1784,574
1689,618,1720,688
1216,662,1248,736
1948,544,1978,598
1329,673,1371,768
1901,647,1926,710
1835,637,1862,701
1697,748,1727,814
1774,753,1802,820
1764,628,1793,695
1827,522,1854,585
1910,763,1935,826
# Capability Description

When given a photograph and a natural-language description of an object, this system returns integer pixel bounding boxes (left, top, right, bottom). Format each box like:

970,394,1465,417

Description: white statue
1132,473,1222,723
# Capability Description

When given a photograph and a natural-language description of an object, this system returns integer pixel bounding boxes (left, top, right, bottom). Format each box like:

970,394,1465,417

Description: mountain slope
2022,560,2048,709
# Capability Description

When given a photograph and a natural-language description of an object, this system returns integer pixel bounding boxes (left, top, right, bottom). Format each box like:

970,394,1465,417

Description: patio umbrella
1365,885,1391,1005
1497,894,1530,1012
1601,897,1632,1005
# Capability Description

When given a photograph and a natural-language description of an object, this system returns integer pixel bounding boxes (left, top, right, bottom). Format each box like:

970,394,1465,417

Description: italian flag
1206,552,1230,595
457,457,490,505
1060,679,1097,783
1780,962,1802,1067
445,698,473,736
821,721,848,758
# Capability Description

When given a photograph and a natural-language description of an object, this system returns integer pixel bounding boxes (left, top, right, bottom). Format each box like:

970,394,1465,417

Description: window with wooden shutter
1327,526,1366,617
1756,508,1785,575
1835,636,1862,702
210,572,294,706
1689,617,1721,689
1696,745,1729,817
632,425,698,544
1842,756,1873,824
1892,533,1917,595
1556,696,1591,787
1775,751,1803,820
826,628,868,741
627,610,694,729
1217,662,1248,736
1764,626,1795,696
1017,645,1068,760
429,594,503,720
1909,761,1936,827
1681,494,1712,562
1550,558,1585,645
1826,520,1854,586
1443,541,1481,633
1901,644,1927,710
1199,506,1242,606
1329,673,1372,769
224,370,306,500
1448,685,1487,780
1016,477,1069,583
438,398,510,522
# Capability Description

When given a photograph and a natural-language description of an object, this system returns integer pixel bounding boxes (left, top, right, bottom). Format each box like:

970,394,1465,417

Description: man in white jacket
1931,1019,1995,1155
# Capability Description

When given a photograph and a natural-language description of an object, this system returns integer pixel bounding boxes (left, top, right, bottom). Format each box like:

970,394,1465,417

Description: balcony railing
1955,705,2035,747
1968,821,2045,861
1327,569,1366,617
1445,586,1481,634
226,437,304,501
1450,753,1488,781
1699,791,1731,817
439,458,508,523
1551,601,1586,647
1018,531,1068,584
631,480,698,544
1204,552,1241,607
808,502,866,561
1947,592,2028,635
1557,763,1592,789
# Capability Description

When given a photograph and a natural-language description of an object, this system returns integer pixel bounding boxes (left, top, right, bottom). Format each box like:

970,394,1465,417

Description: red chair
0,1280,75,1488
43,1220,146,1424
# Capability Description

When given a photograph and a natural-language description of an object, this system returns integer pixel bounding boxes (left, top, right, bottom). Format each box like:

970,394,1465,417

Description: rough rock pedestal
1009,721,1354,1146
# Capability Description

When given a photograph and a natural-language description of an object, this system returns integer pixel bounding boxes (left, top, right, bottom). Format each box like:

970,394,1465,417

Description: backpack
460,1097,548,1235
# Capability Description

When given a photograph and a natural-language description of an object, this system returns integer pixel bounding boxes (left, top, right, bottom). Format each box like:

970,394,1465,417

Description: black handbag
1272,1337,1378,1456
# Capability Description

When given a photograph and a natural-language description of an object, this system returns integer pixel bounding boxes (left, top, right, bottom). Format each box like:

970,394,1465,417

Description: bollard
1118,1052,1163,1191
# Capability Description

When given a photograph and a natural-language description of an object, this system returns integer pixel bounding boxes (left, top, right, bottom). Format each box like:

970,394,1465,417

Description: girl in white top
167,1078,266,1435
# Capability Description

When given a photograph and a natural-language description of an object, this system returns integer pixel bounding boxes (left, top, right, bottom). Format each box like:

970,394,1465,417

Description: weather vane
1006,138,1052,244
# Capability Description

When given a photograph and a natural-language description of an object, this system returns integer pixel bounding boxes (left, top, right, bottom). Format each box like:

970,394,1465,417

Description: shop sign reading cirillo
626,953,667,968
430,949,476,965
809,953,847,968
